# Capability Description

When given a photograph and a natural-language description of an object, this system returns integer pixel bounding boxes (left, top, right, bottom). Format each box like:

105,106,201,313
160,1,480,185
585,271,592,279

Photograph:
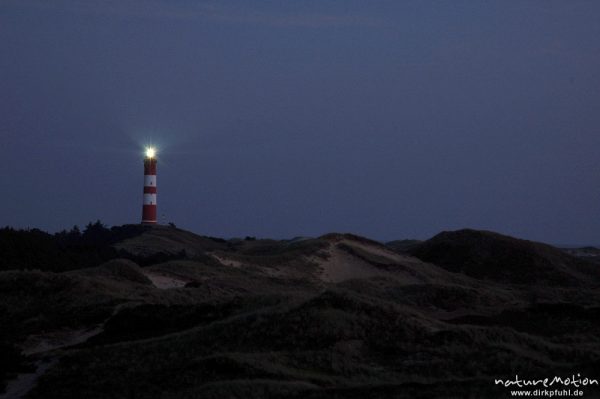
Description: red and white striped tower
141,147,157,225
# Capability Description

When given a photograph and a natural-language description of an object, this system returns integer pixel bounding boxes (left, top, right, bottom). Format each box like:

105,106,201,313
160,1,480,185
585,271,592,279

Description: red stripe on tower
141,147,157,224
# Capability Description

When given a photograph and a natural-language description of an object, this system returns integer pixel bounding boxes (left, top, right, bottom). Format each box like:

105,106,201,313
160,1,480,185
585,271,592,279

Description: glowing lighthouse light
141,147,158,225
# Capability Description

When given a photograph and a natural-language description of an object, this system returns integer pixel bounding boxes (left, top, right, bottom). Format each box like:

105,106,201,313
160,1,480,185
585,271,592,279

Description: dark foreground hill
1,225,599,398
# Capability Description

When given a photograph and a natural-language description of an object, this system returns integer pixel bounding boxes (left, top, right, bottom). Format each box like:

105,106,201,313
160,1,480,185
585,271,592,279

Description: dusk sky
2,1,600,244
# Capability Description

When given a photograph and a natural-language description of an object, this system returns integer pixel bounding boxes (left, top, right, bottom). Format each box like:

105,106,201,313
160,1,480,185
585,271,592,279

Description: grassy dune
1,226,599,398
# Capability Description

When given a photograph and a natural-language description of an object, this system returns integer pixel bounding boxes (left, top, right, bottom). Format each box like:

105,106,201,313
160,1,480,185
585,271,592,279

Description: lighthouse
141,147,157,225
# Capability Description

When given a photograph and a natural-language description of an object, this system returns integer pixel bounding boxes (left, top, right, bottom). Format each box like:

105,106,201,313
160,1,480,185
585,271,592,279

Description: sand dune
2,226,599,398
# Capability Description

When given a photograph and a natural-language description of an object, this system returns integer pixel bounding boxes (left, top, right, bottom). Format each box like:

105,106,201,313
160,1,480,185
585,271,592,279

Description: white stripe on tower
144,175,156,187
143,194,157,205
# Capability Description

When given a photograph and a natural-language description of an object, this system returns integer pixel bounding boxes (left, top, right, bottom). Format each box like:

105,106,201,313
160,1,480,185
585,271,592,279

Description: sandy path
2,327,103,399
0,360,57,399
141,270,188,289
22,326,104,356
2,304,127,399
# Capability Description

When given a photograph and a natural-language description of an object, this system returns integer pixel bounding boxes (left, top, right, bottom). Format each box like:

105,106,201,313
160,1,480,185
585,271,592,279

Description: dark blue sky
2,1,600,243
